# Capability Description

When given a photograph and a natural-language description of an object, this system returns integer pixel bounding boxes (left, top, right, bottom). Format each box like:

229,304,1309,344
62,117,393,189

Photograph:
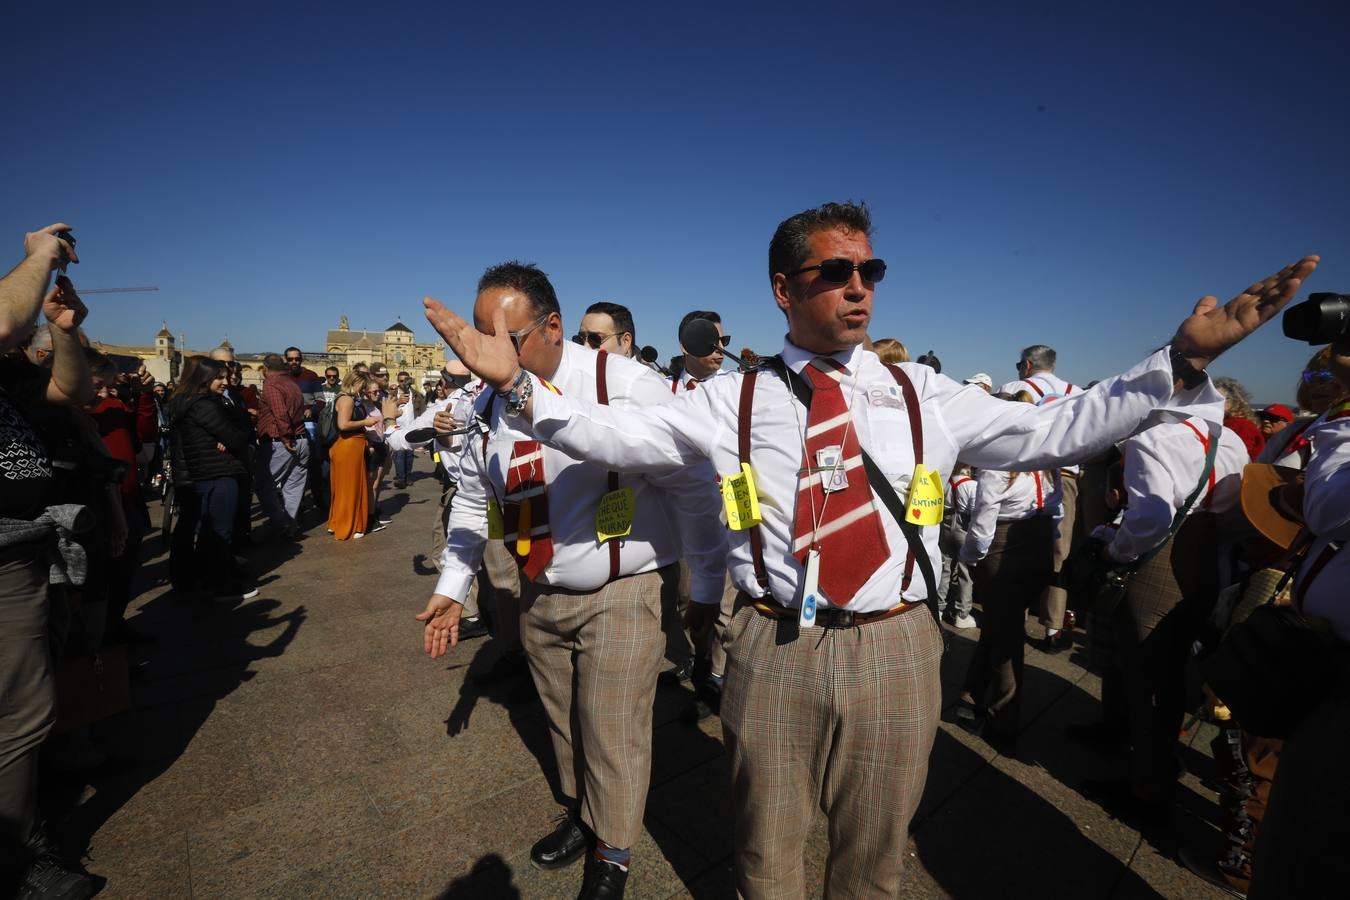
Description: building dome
156,321,173,339
216,337,234,351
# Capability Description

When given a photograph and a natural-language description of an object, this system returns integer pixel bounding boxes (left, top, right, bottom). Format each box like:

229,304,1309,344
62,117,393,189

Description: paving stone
76,472,1240,897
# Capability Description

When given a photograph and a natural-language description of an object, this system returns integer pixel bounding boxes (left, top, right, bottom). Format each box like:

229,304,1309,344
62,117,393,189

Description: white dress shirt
997,371,1083,478
527,338,1224,613
436,342,727,603
1295,408,1349,639
946,474,978,525
959,467,1056,565
1105,417,1248,564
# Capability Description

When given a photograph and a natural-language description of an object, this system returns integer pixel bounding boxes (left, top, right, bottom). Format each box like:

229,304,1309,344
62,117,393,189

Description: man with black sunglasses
426,200,1318,898
416,261,726,899
575,301,636,358
673,310,729,391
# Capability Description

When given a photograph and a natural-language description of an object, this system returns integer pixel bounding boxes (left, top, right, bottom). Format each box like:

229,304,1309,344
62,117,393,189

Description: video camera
1283,292,1349,345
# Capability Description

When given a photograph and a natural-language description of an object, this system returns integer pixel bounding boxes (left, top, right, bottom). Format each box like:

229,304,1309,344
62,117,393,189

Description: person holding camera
0,223,101,898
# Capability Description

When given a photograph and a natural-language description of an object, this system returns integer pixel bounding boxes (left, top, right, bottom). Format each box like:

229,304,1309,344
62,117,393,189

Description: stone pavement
62,466,1239,898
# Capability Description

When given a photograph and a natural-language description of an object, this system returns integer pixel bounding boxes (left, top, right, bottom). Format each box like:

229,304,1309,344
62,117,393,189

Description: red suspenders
738,362,924,598
1181,420,1218,510
596,351,623,582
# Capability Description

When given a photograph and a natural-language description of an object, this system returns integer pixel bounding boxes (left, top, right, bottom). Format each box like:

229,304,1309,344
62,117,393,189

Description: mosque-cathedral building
92,315,445,386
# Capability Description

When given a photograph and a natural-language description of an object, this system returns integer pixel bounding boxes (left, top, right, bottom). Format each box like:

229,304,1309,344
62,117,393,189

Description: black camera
1283,292,1350,345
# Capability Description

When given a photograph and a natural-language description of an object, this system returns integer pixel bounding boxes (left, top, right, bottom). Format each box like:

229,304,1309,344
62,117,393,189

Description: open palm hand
1173,256,1319,368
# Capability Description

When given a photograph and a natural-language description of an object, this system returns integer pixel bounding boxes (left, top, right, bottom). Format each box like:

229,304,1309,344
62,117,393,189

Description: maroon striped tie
503,439,553,581
791,358,891,606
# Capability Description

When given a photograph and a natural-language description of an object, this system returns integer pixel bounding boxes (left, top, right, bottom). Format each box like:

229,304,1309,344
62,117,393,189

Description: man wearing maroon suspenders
416,262,726,899
1000,345,1084,651
425,205,1316,898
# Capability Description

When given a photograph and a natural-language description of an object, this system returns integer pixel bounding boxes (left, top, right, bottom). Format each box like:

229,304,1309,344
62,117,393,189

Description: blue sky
5,2,1347,402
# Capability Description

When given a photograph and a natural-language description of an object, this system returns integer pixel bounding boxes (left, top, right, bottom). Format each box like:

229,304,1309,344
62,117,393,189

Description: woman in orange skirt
327,372,379,540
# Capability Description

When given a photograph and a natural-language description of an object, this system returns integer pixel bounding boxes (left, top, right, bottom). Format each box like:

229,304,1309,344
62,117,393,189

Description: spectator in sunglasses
574,301,636,358
676,309,728,386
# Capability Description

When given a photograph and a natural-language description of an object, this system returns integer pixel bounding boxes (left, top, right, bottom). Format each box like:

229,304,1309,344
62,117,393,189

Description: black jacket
169,394,250,482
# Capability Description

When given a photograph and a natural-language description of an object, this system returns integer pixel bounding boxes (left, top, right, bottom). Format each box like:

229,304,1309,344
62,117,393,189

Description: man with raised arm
424,202,1315,899
416,262,726,900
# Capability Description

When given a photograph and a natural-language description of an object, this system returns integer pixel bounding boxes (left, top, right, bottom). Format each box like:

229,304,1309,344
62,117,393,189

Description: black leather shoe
458,616,489,641
530,816,588,870
578,854,629,899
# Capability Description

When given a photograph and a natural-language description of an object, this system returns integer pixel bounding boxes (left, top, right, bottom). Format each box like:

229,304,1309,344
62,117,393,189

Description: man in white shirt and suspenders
999,344,1082,651
671,310,728,393
417,262,727,899
423,204,1316,898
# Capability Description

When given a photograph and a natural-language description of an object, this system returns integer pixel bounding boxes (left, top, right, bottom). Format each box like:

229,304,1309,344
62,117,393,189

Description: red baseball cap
1260,403,1295,423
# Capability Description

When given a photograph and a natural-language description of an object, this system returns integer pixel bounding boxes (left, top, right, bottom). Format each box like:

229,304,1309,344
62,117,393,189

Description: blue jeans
197,477,240,585
394,449,414,483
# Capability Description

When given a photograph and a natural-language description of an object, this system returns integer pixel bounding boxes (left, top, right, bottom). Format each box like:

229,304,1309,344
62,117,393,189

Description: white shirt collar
780,336,863,374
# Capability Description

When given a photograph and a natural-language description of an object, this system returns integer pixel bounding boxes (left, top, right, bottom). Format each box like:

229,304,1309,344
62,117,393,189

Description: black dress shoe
458,616,489,641
578,854,628,899
530,816,588,870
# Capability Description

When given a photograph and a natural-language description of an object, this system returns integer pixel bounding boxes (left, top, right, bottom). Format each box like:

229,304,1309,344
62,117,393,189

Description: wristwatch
497,369,533,415
1169,346,1207,390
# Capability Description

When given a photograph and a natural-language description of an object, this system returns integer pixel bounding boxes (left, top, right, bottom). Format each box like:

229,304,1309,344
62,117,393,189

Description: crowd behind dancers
1,212,1347,900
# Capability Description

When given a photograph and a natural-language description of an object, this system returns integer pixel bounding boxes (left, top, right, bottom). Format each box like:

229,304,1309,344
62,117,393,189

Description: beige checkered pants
520,564,676,849
720,600,944,898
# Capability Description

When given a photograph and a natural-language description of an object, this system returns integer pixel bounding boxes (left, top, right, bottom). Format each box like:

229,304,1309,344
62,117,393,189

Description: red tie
791,358,891,606
503,440,553,581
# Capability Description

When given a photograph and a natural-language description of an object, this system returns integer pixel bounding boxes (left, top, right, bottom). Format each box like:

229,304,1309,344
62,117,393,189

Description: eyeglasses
508,315,550,354
572,329,626,349
1302,369,1334,383
284,356,302,363
372,370,389,379
787,257,886,284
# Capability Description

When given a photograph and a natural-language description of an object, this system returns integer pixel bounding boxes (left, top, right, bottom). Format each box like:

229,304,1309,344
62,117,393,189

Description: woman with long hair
327,371,379,540
166,357,256,599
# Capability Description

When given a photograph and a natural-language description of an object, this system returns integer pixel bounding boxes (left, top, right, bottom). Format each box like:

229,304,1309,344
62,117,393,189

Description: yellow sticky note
516,498,532,556
596,487,635,543
904,464,944,525
487,498,504,540
722,463,763,531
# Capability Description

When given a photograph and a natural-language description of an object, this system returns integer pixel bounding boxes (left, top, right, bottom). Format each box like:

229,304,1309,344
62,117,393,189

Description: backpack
317,399,339,447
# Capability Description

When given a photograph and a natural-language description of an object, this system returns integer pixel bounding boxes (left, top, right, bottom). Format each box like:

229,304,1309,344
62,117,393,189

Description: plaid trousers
721,599,944,899
520,564,676,849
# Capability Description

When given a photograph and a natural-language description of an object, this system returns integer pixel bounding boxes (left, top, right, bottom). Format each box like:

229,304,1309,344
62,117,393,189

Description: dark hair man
576,301,636,358
674,310,727,389
254,352,309,540
426,200,1316,898
417,260,726,898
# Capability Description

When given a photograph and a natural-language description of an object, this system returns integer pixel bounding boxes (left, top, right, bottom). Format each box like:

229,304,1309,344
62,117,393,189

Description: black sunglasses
788,257,886,284
572,329,624,350
284,356,302,363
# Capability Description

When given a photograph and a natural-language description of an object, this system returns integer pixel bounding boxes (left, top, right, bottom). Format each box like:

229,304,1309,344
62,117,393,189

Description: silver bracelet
498,369,533,415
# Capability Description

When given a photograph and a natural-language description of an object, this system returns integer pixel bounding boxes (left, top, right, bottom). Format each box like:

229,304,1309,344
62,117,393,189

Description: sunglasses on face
508,315,550,354
787,257,887,284
1302,369,1335,383
285,357,302,364
572,329,629,349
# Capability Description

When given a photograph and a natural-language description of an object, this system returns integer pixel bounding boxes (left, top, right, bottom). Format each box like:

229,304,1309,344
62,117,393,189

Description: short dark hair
397,371,410,378
478,261,561,319
325,366,340,377
915,350,942,374
263,353,286,372
585,301,636,343
284,346,302,357
769,201,873,278
678,310,721,337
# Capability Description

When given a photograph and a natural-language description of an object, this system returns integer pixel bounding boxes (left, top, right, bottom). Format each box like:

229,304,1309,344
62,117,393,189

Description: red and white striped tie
791,358,891,606
503,439,553,581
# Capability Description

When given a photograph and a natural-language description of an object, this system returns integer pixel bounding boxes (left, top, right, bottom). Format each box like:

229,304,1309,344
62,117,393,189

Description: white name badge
799,548,821,629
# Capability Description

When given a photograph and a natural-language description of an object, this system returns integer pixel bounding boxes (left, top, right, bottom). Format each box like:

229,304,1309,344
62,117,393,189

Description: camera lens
1283,292,1350,345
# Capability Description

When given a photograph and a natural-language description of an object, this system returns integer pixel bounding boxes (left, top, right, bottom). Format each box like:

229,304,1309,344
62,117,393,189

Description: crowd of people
1,208,1346,899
